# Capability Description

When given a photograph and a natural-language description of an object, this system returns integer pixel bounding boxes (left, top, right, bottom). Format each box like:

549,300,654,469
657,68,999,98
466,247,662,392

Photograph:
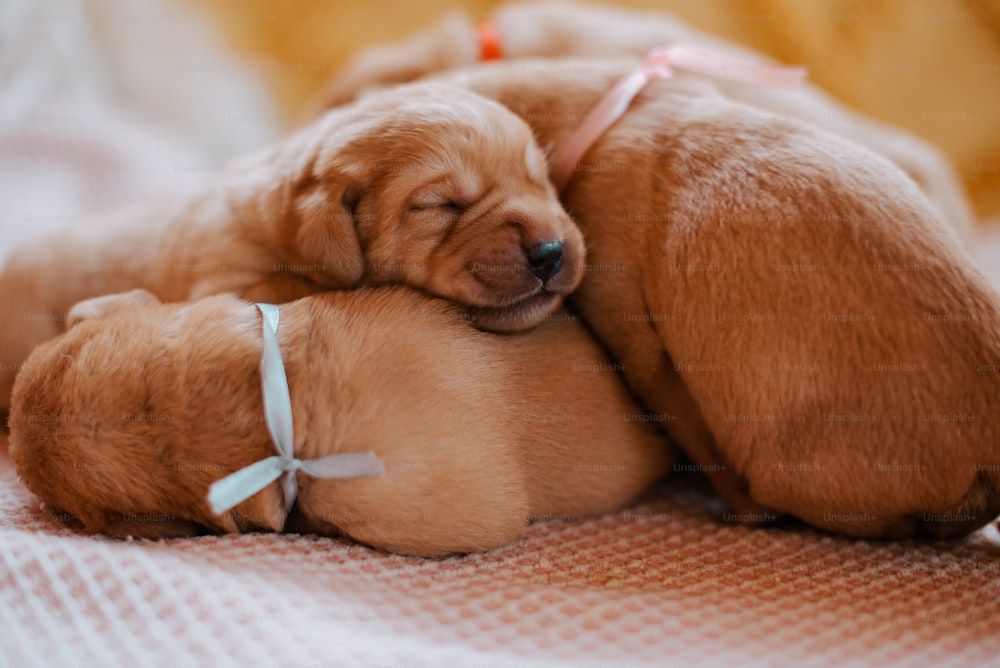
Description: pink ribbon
549,45,808,191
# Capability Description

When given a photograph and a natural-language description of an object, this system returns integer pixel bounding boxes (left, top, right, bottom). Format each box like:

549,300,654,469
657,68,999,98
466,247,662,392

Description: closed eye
407,198,469,216
438,200,466,215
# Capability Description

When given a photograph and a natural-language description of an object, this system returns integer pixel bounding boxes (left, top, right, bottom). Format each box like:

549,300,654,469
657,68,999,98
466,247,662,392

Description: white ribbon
207,303,384,517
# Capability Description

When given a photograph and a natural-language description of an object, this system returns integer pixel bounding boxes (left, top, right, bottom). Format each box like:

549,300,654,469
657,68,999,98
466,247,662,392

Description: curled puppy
318,0,974,240
8,287,669,556
0,82,584,413
420,58,999,538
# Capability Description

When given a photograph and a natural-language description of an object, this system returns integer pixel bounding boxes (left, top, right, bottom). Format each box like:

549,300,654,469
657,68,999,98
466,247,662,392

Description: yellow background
186,0,1000,222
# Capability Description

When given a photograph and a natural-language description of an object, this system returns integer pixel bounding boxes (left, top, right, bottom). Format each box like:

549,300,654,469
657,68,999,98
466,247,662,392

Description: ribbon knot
550,44,808,191
642,52,674,80
207,303,384,518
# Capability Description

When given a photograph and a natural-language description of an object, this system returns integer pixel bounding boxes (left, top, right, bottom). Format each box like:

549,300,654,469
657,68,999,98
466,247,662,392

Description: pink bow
549,45,808,191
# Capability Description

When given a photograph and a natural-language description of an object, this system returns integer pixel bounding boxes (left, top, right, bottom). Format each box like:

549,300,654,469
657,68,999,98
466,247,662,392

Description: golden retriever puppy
319,0,973,239
0,82,584,414
402,58,999,538
8,287,669,556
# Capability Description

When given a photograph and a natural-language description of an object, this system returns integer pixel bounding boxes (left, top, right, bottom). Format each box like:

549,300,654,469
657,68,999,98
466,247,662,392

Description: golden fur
325,53,1000,537
447,60,1000,537
0,82,584,413
319,0,974,240
9,287,669,556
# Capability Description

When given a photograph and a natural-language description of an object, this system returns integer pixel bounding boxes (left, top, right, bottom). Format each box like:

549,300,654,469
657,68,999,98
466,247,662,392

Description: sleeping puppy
318,0,974,240
401,59,998,538
8,287,670,556
0,82,583,413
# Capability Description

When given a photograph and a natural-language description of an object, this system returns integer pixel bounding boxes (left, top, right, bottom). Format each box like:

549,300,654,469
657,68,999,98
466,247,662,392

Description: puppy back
9,295,280,535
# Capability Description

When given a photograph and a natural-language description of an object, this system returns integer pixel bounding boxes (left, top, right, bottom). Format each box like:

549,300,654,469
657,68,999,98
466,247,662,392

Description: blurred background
1,0,998,269
189,0,1000,222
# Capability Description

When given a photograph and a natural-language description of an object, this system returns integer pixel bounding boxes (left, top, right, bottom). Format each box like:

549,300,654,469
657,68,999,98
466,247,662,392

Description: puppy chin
471,292,563,332
466,259,583,332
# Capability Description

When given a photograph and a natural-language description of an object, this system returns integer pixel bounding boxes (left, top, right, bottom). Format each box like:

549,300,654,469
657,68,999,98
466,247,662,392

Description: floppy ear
225,115,370,290
289,167,367,288
66,289,161,328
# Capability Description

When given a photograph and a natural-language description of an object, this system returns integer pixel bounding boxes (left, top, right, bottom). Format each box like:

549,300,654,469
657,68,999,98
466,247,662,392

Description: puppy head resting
244,82,584,332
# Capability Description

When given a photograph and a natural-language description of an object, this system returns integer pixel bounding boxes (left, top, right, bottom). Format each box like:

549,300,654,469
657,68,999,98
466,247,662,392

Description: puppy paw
67,289,160,328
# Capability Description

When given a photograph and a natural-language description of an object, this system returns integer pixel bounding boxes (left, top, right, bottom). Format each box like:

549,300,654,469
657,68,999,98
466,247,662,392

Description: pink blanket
3,435,998,666
2,2,998,663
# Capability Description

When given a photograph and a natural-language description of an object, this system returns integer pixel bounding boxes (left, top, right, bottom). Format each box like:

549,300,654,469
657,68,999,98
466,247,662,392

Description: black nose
527,241,564,282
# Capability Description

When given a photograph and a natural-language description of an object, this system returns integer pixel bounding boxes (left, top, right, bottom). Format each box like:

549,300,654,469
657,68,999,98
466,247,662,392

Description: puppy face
294,84,585,332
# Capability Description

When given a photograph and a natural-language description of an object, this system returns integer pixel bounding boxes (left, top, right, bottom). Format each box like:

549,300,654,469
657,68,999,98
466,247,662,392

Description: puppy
0,82,584,413
378,58,998,538
8,287,670,556
319,0,974,240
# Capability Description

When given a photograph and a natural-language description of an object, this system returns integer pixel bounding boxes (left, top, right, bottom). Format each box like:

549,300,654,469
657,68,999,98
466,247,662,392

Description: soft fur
8,287,670,556
335,57,1000,538
0,81,584,413
318,0,974,240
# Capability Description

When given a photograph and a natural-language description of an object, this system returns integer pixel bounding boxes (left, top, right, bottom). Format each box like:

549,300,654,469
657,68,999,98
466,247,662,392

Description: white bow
208,303,384,517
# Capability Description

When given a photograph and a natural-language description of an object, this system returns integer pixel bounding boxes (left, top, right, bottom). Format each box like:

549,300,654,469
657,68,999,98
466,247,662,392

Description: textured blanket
3,438,999,667
3,1,999,665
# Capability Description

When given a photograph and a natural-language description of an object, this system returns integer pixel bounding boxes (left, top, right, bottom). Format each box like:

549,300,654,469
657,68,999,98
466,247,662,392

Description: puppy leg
0,211,170,413
0,252,61,419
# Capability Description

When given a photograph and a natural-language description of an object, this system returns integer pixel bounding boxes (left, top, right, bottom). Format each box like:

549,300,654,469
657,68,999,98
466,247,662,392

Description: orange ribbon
476,22,503,61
